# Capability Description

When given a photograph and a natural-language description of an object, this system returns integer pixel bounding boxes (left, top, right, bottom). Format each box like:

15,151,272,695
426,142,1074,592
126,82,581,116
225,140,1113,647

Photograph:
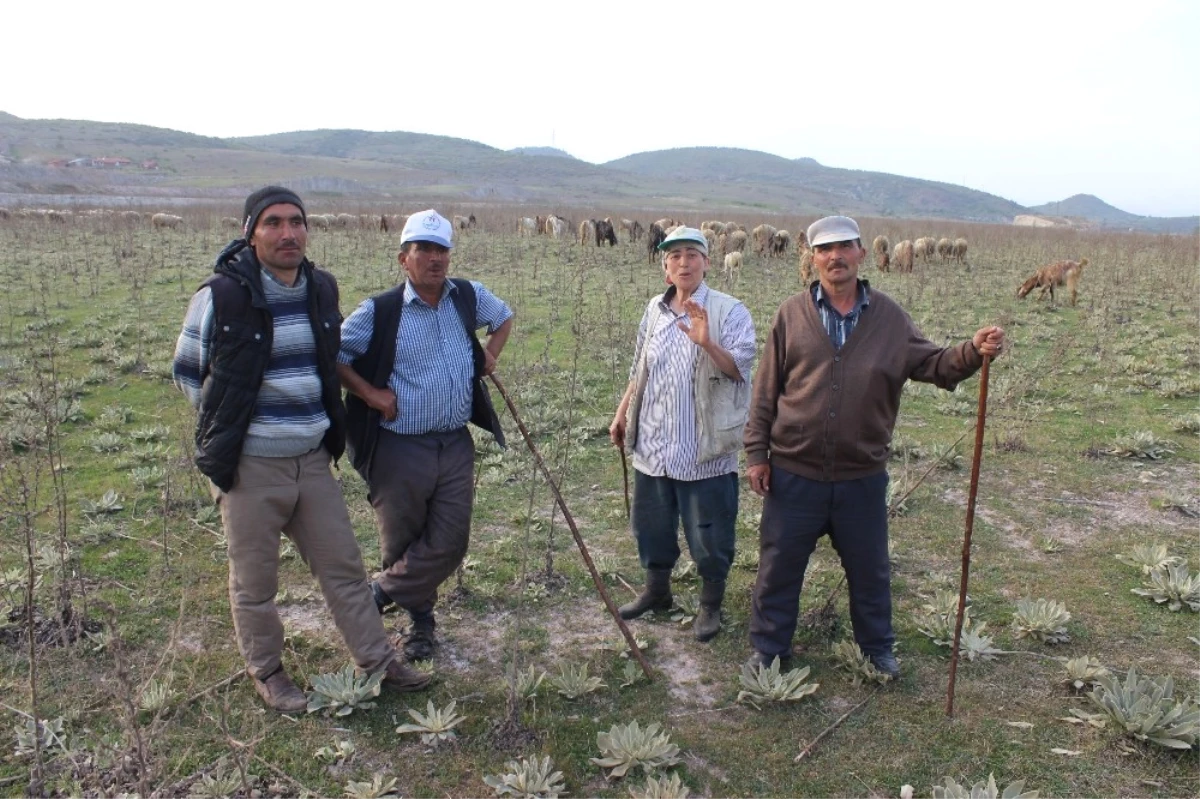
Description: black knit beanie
242,186,306,239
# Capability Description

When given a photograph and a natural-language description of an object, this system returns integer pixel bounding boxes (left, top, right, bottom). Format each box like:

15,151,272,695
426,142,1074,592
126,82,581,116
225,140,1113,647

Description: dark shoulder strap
449,277,478,330
449,278,484,378
353,284,406,389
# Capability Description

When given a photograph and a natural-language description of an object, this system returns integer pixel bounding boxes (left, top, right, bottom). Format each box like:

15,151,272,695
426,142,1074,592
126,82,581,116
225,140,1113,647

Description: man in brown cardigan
743,215,1004,678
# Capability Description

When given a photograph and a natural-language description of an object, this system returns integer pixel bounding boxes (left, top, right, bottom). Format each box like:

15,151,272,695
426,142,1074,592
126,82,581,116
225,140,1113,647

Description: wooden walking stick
946,354,991,718
619,448,631,519
489,373,654,679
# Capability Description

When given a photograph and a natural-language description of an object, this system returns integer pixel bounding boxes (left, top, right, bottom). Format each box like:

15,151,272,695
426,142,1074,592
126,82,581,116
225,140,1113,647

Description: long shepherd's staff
620,448,631,518
946,355,992,718
488,373,654,679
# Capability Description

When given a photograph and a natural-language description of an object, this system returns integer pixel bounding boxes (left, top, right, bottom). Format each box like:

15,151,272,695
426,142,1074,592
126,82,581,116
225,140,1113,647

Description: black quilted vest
194,241,346,491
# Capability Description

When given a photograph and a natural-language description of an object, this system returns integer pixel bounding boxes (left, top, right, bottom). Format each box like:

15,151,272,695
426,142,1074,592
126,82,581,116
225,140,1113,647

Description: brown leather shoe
252,668,308,713
380,658,432,693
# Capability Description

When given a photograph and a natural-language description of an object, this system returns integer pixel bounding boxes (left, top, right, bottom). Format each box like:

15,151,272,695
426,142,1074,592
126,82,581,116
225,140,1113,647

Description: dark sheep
596,218,618,247
647,223,667,264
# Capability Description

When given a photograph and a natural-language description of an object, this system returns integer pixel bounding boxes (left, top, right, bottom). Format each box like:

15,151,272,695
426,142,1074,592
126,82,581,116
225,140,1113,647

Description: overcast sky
4,0,1197,217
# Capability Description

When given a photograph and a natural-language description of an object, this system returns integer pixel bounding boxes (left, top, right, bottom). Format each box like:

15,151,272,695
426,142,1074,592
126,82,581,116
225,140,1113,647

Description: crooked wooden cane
489,373,654,679
946,354,991,718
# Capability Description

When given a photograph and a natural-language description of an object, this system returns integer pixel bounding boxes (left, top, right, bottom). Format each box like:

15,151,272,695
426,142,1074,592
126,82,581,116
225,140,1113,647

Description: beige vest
625,288,750,464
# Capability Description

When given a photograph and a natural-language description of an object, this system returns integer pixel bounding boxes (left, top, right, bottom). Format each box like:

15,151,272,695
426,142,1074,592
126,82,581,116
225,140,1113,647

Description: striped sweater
173,268,329,458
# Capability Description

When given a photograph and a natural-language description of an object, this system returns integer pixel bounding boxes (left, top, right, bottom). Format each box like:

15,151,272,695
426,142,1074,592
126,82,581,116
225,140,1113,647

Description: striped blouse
630,283,755,481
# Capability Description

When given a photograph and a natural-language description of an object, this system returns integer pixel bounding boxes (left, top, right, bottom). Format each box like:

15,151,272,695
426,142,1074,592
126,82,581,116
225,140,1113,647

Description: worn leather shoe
380,658,432,693
744,650,793,674
252,668,307,713
869,652,901,680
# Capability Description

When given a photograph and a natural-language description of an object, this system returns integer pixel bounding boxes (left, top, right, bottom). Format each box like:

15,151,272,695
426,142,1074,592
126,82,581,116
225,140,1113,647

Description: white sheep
723,251,743,283
151,213,183,230
953,238,968,264
936,237,954,262
751,224,777,256
798,249,814,284
578,219,597,246
892,240,914,273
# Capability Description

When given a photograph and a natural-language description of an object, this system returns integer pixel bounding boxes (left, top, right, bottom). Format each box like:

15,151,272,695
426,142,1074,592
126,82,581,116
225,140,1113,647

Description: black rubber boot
403,613,437,661
694,579,725,642
370,581,396,614
618,568,673,620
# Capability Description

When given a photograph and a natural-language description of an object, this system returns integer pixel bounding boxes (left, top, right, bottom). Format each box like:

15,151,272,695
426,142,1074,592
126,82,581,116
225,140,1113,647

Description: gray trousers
215,447,395,679
369,427,475,617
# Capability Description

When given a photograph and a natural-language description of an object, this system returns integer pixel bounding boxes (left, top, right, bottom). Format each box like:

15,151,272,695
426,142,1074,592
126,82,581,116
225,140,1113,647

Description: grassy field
0,207,1197,798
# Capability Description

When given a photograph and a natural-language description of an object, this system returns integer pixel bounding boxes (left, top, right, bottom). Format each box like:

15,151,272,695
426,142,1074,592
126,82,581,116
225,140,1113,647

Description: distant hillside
0,112,1191,231
0,114,230,159
605,148,1027,222
509,147,577,159
226,128,642,198
1030,194,1198,234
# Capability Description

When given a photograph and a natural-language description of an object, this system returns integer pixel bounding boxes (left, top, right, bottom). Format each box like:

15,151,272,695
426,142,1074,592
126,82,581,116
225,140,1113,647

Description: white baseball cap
400,210,454,249
807,216,861,247
658,226,708,256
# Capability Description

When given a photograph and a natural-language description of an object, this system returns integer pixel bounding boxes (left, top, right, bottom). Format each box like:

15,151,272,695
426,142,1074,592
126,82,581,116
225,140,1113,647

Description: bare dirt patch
277,602,335,638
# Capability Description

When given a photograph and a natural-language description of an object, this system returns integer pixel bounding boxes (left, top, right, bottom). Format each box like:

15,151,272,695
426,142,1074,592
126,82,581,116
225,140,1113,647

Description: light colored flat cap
807,215,861,247
658,226,708,256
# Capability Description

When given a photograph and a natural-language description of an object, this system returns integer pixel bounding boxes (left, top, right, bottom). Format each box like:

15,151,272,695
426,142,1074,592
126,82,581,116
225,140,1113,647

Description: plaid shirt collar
813,279,870,317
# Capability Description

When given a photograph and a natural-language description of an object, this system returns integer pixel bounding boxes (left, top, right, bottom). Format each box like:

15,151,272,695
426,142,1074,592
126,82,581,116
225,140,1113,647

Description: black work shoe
403,617,437,661
744,650,793,674
370,581,396,614
868,652,900,680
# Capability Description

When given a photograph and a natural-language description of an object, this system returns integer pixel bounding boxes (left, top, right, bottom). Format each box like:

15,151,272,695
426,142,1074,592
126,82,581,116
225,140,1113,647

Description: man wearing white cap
743,215,1004,678
337,210,513,660
609,226,755,642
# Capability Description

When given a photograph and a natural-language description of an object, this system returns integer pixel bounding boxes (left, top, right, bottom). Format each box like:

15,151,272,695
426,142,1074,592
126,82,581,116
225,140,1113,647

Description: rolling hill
1028,194,1197,234
0,112,1192,231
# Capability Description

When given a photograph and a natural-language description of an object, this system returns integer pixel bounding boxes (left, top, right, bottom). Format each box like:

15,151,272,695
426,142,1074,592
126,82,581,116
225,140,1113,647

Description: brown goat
1017,258,1089,307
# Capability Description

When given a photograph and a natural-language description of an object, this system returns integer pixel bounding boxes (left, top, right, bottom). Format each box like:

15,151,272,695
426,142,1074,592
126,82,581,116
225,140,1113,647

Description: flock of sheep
870,235,969,274
0,207,188,229
1,204,1087,305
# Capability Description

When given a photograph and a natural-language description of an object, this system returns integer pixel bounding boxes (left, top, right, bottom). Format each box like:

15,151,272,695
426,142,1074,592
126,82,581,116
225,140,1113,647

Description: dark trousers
749,466,892,658
369,427,475,617
631,471,738,583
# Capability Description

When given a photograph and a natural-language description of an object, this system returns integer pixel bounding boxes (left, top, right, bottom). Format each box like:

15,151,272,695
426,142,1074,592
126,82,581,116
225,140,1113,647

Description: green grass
0,212,1197,797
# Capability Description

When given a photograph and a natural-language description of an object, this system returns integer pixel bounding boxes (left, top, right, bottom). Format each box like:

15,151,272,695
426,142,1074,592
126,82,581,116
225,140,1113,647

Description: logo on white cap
421,214,440,230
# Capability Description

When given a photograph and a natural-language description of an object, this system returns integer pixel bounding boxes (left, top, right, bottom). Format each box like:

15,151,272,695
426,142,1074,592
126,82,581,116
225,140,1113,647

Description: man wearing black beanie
173,186,430,712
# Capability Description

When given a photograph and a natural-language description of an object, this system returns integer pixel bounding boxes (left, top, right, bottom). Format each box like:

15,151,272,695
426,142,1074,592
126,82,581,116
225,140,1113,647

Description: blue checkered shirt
338,280,512,435
813,281,870,349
